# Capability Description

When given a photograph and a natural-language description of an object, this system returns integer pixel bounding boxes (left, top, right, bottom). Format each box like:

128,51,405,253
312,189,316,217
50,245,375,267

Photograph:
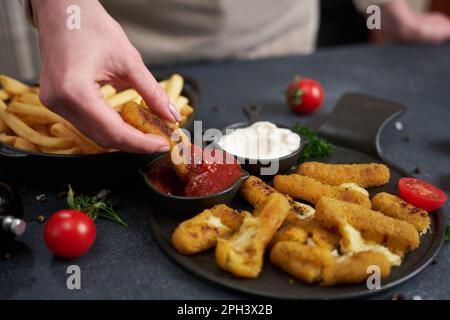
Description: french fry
50,123,100,154
181,104,194,117
17,92,44,107
40,146,82,155
174,95,188,112
14,137,39,152
158,80,168,90
0,133,16,145
33,124,51,136
0,89,10,101
106,89,139,111
165,74,183,103
7,100,103,153
20,115,51,126
0,108,72,148
0,117,7,132
100,84,116,99
0,75,30,95
133,95,142,103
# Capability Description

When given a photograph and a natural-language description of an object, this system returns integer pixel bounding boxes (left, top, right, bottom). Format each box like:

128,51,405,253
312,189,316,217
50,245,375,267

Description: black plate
0,74,200,188
147,145,445,299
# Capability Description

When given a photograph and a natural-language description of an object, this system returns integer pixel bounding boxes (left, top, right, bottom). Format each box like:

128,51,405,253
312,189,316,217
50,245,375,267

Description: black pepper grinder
0,182,25,243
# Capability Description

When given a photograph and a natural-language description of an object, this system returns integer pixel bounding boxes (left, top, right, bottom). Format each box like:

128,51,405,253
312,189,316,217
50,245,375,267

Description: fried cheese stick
315,197,419,256
321,251,391,286
240,175,315,219
172,205,242,255
273,174,371,208
298,162,390,188
122,101,191,181
270,242,391,285
270,242,333,284
372,192,430,234
215,193,290,278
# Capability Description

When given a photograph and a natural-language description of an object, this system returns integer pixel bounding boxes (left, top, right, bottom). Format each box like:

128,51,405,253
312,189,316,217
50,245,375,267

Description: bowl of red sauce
140,149,249,216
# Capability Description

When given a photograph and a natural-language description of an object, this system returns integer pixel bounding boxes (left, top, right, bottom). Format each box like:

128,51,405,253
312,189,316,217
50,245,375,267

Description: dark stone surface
1,43,449,300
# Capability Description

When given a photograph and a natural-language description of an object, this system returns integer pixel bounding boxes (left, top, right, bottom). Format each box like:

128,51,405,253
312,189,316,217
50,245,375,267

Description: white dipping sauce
218,121,300,160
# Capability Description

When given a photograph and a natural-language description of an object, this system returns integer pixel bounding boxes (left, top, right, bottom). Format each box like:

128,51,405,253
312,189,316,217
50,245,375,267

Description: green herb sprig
293,123,333,162
446,225,450,241
67,185,128,227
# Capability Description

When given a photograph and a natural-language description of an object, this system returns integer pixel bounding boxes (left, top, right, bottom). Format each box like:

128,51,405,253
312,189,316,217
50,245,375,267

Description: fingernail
169,103,181,122
157,144,170,153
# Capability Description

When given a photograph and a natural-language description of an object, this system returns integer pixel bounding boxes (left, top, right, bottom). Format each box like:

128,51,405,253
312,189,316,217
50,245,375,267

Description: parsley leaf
293,123,333,162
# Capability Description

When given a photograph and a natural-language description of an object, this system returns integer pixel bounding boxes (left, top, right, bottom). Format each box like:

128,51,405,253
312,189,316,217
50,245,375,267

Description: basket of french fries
0,73,199,187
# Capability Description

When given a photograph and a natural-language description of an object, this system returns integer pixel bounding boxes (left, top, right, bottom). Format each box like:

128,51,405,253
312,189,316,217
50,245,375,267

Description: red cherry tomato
398,177,447,212
44,210,96,258
286,76,324,114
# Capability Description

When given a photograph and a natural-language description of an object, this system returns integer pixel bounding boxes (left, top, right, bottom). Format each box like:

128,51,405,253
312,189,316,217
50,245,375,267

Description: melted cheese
339,183,369,197
206,215,225,229
294,201,315,219
232,215,259,250
341,223,401,267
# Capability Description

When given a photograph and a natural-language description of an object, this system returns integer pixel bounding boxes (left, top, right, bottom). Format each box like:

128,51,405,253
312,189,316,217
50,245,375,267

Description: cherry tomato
44,210,96,258
398,177,447,212
286,76,324,114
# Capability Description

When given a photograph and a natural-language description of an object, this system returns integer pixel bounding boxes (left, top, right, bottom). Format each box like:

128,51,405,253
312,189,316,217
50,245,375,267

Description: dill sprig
67,185,128,227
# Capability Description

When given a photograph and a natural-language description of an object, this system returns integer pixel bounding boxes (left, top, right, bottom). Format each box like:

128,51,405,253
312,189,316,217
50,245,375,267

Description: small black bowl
217,121,308,179
140,155,250,217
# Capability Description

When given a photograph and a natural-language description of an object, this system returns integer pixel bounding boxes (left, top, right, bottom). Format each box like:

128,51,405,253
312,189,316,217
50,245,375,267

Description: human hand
377,0,450,44
32,0,180,153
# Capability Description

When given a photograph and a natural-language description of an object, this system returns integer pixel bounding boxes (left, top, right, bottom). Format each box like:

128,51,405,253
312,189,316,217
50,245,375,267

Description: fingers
125,56,180,123
44,82,170,154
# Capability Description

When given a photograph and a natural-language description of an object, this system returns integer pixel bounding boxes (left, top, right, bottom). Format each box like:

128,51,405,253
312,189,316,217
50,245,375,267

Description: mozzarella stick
298,162,390,188
315,197,419,256
270,242,333,284
240,175,315,219
273,174,371,208
122,101,191,181
172,205,242,255
321,251,391,286
215,193,290,278
372,192,430,234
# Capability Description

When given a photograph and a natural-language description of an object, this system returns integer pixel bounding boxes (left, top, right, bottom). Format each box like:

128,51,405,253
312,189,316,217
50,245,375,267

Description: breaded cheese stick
240,175,315,219
315,197,419,256
215,193,290,278
270,242,333,284
273,174,371,208
298,162,390,188
122,101,191,181
321,251,391,286
372,192,430,234
172,205,242,255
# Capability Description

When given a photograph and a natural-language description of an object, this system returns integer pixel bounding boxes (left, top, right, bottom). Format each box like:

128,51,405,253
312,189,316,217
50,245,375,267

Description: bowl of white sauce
217,121,308,177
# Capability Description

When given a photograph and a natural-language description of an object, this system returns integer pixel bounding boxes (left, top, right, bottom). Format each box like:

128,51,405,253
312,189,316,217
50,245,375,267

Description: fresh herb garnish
67,185,128,227
446,225,450,241
293,123,333,162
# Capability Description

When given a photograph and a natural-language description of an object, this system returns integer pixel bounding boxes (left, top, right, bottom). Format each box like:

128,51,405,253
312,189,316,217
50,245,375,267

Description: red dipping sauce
147,149,244,197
